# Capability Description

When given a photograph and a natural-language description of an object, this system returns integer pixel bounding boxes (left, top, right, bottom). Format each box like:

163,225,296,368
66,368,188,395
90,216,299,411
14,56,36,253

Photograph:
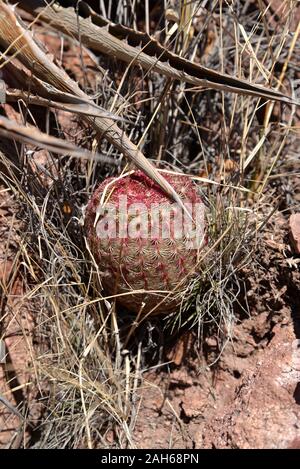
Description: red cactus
85,171,206,315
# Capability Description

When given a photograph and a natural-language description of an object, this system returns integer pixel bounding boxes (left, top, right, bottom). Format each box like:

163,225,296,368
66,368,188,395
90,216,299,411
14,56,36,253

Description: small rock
289,214,300,254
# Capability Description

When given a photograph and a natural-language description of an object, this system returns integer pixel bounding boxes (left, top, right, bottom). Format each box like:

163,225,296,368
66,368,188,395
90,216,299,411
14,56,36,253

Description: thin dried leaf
5,88,124,120
0,115,115,164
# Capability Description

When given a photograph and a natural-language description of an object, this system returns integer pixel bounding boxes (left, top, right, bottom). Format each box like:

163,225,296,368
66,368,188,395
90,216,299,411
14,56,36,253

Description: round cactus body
85,171,206,315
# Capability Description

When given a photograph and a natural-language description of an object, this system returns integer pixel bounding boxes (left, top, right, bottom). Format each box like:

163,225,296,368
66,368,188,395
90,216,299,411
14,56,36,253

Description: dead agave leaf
0,1,185,212
19,0,298,105
0,115,115,164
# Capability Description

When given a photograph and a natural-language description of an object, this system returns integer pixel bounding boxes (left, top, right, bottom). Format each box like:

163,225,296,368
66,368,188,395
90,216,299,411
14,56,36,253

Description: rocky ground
132,214,300,449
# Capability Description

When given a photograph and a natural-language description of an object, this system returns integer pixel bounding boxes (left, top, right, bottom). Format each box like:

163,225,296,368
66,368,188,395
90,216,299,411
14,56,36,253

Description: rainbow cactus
85,171,206,314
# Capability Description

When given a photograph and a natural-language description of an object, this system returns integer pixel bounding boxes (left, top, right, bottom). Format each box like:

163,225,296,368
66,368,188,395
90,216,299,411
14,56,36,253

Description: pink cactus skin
85,171,206,315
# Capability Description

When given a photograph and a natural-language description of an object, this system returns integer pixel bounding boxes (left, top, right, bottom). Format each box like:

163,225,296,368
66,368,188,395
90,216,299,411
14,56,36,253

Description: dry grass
0,0,299,448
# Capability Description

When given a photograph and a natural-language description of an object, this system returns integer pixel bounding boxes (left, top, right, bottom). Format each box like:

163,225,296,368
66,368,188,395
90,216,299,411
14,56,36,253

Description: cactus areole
85,171,206,315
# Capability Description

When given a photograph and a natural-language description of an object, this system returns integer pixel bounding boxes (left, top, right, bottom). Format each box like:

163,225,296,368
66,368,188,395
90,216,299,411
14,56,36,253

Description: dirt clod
289,214,300,254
